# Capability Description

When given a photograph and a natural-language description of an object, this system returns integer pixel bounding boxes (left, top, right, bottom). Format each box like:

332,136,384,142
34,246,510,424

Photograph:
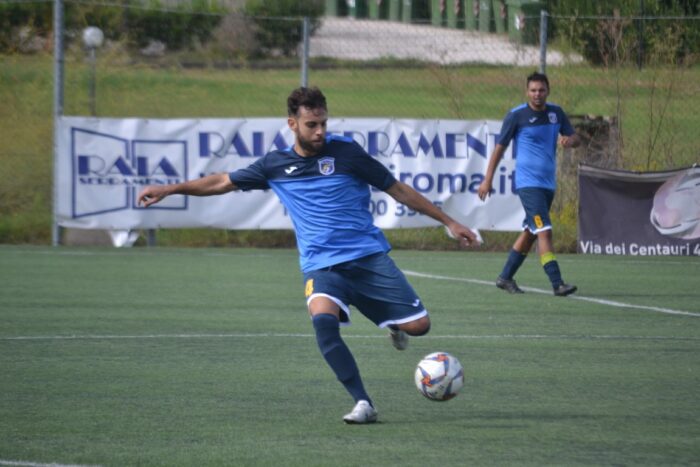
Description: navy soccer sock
500,249,527,280
541,252,564,289
312,314,372,406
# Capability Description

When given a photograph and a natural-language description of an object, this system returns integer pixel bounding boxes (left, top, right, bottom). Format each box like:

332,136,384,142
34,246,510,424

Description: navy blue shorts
303,252,428,328
518,187,555,234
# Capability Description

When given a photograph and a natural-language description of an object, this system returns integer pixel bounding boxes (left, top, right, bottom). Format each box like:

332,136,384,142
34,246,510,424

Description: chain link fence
1,0,698,248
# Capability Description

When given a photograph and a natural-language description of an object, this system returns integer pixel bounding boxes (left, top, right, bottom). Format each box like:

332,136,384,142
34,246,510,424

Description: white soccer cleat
389,327,408,351
343,400,378,424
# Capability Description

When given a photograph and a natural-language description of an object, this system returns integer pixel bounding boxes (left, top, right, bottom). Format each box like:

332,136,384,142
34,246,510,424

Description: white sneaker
389,328,408,351
343,400,378,424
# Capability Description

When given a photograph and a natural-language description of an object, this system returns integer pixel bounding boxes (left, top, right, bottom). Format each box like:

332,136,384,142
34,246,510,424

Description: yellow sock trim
540,252,557,266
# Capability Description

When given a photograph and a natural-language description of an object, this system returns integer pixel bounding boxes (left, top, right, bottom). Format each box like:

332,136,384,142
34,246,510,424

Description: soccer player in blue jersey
477,72,581,296
138,86,479,424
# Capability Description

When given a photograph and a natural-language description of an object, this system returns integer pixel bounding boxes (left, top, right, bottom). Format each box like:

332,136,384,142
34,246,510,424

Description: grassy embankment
1,54,698,248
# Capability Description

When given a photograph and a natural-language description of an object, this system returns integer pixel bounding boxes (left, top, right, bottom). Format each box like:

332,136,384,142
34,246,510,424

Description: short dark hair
526,72,550,89
287,86,327,116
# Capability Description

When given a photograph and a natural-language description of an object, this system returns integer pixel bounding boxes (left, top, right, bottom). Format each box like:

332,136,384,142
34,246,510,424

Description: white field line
0,460,100,467
404,270,700,318
1,333,699,342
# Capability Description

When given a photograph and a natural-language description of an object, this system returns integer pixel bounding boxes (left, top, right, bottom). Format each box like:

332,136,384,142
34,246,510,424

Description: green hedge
124,0,225,49
0,0,225,53
243,0,324,57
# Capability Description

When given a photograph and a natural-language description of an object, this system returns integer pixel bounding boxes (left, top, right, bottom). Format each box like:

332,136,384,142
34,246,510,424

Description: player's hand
446,222,482,248
559,135,580,148
138,186,168,207
477,180,492,201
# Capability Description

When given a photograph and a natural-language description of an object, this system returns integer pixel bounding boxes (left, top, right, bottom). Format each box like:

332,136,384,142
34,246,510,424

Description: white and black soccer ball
414,352,464,401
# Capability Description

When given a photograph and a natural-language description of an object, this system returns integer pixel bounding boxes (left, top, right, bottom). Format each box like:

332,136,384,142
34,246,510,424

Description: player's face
289,106,328,157
526,80,549,110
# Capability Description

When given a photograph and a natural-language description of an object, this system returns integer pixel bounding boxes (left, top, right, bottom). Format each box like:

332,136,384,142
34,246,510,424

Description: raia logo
198,129,492,159
71,127,188,218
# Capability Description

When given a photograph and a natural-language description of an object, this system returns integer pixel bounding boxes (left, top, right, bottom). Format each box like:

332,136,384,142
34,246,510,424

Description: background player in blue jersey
138,87,479,424
477,72,581,296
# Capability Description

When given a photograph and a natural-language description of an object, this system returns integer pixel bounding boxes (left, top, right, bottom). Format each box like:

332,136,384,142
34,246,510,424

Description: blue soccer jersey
229,135,397,273
497,103,574,191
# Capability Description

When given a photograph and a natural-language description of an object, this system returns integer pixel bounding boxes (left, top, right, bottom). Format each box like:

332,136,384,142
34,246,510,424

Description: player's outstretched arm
385,181,480,247
138,173,237,207
477,144,507,201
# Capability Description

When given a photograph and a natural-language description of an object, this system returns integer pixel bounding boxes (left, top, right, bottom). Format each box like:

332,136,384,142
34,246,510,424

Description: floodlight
82,26,104,49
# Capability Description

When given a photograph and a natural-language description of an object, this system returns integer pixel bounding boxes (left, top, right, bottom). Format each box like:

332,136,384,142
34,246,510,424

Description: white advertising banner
55,117,524,231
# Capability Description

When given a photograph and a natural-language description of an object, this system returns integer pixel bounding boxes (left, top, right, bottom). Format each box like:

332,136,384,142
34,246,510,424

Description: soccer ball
414,352,464,401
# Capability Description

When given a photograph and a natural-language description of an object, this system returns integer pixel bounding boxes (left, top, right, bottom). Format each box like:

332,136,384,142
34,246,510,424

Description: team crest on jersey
318,157,335,175
548,112,558,124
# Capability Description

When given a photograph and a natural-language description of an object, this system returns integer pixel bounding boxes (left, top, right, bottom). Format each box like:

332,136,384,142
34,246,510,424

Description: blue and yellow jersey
229,134,397,273
497,103,575,191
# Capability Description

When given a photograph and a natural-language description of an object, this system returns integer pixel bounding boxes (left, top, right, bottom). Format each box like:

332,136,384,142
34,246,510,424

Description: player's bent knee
401,316,431,336
411,322,431,336
307,296,340,319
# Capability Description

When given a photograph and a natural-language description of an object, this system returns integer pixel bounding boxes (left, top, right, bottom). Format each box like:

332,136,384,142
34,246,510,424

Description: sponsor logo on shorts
534,215,544,229
305,279,314,297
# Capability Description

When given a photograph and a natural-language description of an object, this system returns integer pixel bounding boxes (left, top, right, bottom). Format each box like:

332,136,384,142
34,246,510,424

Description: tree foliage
243,0,324,57
546,0,700,65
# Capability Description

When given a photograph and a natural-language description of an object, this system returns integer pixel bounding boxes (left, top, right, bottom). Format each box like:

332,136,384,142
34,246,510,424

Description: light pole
82,26,104,116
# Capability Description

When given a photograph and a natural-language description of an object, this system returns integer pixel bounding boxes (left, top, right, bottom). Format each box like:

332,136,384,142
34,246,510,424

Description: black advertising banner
578,164,700,256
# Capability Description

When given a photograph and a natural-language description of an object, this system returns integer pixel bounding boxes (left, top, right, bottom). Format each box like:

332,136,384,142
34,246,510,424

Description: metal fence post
301,17,310,87
636,0,644,70
52,0,64,246
88,47,97,116
539,9,548,74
